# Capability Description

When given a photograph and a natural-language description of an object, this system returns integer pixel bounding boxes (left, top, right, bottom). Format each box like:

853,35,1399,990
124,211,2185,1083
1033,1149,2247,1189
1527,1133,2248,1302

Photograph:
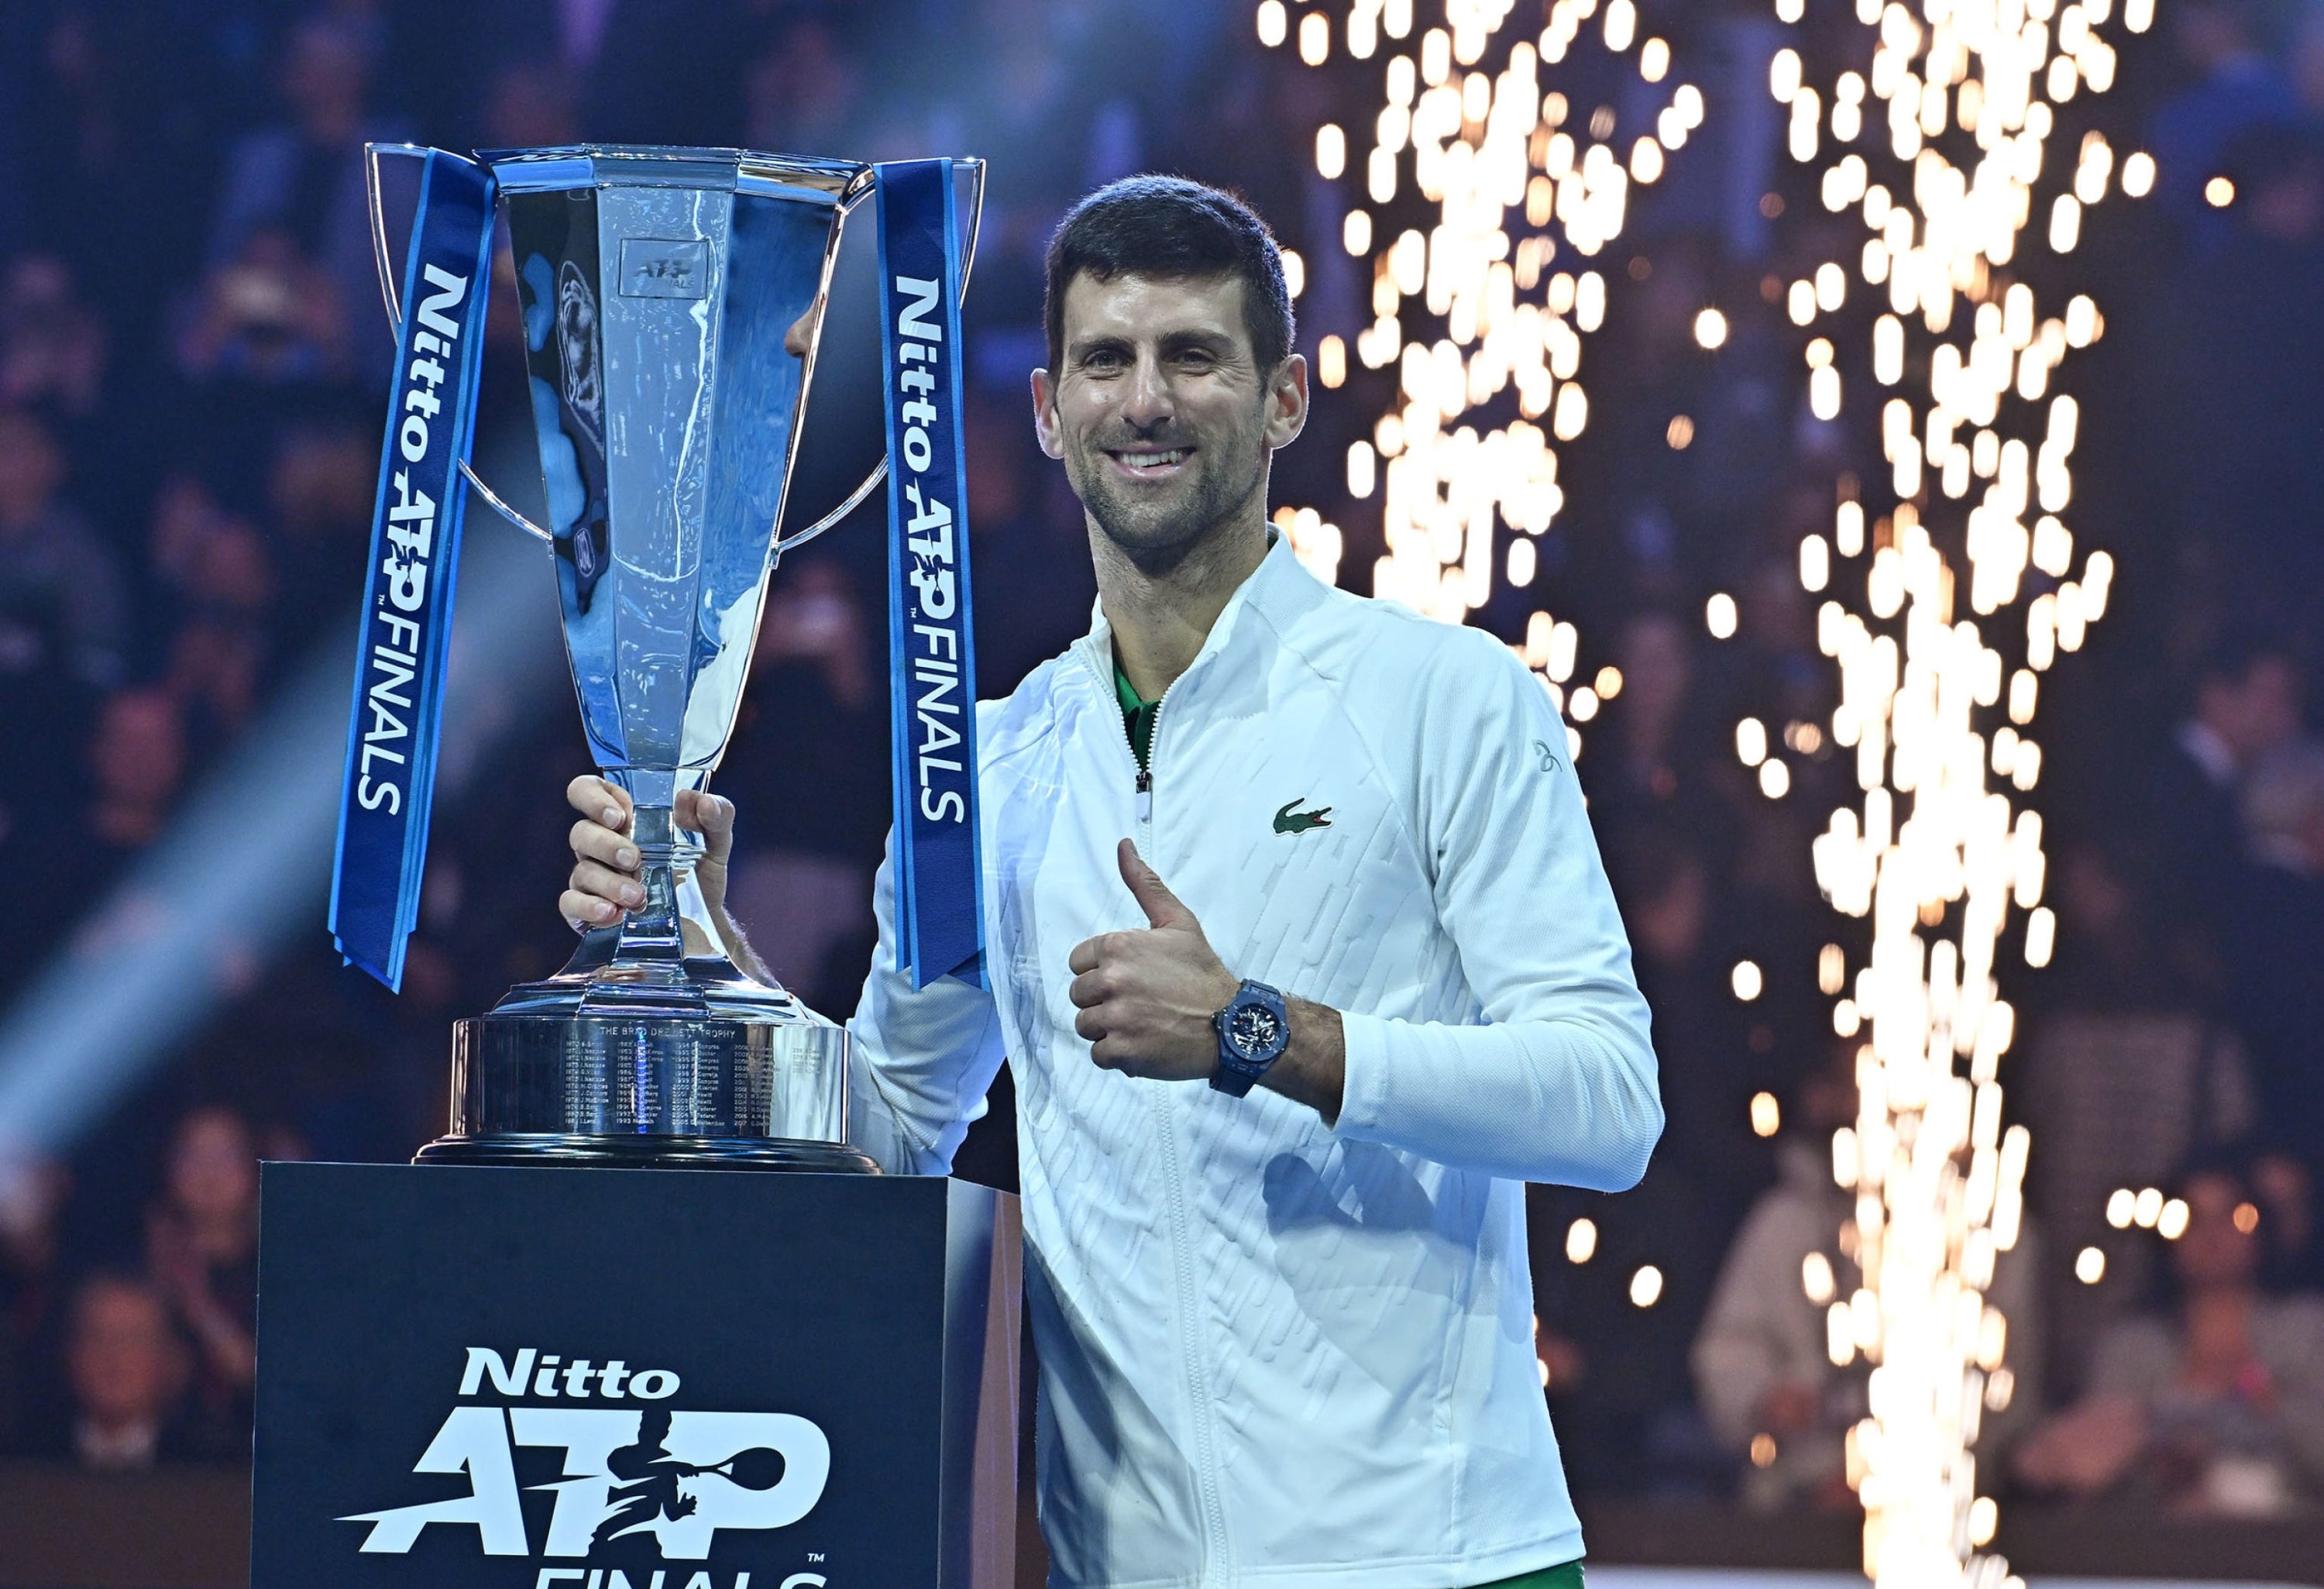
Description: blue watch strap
1210,1057,1263,1098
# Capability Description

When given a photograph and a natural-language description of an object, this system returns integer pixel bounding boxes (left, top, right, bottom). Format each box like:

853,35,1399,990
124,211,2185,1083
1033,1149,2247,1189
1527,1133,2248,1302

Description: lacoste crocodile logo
1273,798,1333,835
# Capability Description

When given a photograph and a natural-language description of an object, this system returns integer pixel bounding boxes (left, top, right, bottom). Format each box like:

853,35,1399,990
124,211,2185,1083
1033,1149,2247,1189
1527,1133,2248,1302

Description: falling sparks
1260,0,1703,760
1774,0,2154,1583
1707,591,1739,638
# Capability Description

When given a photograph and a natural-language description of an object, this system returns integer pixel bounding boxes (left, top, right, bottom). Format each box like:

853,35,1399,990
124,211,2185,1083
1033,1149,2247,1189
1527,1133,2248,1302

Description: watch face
1226,1001,1284,1060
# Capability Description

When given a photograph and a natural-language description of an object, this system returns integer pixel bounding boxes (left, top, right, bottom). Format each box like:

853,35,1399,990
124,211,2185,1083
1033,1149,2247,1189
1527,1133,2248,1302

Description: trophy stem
573,803,706,1013
619,805,688,958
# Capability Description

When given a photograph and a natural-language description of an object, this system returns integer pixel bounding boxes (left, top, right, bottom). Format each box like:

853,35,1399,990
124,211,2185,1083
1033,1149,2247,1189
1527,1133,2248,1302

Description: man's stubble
1070,406,1270,579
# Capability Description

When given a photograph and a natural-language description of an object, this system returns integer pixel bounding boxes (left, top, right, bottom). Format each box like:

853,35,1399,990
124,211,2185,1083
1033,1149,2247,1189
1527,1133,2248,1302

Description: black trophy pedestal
251,1162,1020,1589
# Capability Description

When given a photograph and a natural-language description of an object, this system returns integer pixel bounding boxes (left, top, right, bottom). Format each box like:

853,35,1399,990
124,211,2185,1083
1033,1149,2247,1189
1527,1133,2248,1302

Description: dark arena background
1,2,2321,1586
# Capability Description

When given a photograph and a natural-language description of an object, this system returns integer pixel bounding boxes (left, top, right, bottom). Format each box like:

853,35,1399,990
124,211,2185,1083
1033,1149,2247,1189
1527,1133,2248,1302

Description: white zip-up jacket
844,535,1661,1589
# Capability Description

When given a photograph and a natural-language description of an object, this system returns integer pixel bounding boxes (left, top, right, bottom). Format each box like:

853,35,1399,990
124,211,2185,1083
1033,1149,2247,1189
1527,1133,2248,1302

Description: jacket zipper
1088,643,1229,1570
1095,643,1171,834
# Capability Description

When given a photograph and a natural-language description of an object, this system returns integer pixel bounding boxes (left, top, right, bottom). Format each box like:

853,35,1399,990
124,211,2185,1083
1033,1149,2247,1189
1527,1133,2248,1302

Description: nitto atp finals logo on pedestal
342,1345,832,1580
251,1164,1021,1589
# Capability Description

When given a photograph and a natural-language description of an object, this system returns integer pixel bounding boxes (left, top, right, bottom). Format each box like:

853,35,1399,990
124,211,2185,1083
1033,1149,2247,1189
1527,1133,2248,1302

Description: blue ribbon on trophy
329,150,496,991
875,160,987,991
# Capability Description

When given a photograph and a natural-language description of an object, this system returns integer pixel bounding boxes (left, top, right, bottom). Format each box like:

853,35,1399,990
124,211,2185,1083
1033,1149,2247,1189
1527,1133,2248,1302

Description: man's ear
1264,353,1310,451
1030,367,1065,460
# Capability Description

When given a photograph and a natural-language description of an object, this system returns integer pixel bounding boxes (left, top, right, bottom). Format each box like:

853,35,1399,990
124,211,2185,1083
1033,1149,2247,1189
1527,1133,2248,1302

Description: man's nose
783,302,819,358
1119,351,1173,432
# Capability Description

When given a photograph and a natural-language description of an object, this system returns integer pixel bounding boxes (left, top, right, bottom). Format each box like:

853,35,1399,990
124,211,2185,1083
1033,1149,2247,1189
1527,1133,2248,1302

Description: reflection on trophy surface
359,143,980,1170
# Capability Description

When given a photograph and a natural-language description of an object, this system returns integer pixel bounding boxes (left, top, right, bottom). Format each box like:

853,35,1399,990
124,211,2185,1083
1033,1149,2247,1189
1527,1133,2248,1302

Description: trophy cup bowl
363,144,978,1170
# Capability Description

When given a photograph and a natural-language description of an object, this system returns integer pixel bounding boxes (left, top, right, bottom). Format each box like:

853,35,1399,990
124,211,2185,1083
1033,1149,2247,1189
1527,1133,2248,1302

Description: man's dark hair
2197,627,2297,692
1043,176,1295,379
2220,119,2324,196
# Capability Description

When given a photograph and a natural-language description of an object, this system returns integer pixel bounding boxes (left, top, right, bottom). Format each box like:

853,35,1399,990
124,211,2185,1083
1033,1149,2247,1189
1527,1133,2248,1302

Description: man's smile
1104,445,1195,480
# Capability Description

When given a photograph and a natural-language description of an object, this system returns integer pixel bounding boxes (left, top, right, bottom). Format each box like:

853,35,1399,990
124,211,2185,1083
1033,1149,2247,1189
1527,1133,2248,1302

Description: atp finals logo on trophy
333,145,987,1169
341,1346,834,1587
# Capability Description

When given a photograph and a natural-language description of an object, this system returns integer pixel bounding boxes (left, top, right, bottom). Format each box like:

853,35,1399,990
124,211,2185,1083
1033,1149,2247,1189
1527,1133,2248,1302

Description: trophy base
413,1132,878,1172
425,928,873,1172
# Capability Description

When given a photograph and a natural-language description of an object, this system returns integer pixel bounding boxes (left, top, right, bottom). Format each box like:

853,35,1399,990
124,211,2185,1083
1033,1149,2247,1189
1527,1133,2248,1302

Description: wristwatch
1210,979,1291,1097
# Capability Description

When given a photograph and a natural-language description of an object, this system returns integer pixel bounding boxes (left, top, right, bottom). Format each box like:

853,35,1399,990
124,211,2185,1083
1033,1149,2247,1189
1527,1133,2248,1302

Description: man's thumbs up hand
1120,837,1198,929
1066,840,1239,1079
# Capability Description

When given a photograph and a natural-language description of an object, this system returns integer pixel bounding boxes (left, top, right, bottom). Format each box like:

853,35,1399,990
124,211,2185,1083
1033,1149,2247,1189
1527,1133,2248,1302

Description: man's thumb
1119,838,1195,929
679,789,736,863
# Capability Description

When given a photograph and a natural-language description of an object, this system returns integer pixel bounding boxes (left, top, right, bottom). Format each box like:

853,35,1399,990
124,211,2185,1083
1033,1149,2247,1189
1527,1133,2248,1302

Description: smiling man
561,176,1660,1589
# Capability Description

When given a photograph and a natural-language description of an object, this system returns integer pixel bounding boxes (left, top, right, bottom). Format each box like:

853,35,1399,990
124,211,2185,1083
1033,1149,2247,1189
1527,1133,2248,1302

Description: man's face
1631,862,1707,965
168,1109,256,1225
95,693,184,806
0,414,63,526
2202,657,2304,762
2171,1171,2261,1291
2237,658,2305,753
1033,270,1305,566
70,1283,182,1428
1616,613,1691,724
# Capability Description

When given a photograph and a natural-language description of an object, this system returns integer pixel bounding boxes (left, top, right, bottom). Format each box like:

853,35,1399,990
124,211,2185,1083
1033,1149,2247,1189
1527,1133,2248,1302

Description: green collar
1102,530,1285,776
1115,662,1158,773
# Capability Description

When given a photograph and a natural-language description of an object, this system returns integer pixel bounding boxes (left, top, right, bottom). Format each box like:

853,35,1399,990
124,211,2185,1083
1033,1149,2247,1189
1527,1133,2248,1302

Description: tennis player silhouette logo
586,1408,830,1559
591,1408,703,1548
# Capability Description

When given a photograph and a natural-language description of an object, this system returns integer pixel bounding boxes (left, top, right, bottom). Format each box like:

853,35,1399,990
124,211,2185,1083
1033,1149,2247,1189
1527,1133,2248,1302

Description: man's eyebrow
1065,327,1242,360
1158,328,1238,353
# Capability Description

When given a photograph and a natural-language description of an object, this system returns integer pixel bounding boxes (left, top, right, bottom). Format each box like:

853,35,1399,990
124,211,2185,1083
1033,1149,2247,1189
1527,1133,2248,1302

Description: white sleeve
843,826,1006,1175
1332,631,1662,1188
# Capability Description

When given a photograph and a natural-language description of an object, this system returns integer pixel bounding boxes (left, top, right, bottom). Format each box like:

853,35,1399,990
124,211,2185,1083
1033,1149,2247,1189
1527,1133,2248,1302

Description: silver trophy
363,144,982,1170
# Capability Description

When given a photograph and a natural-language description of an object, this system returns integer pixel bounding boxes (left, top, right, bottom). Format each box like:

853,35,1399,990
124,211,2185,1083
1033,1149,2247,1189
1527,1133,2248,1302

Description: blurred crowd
0,0,2319,1528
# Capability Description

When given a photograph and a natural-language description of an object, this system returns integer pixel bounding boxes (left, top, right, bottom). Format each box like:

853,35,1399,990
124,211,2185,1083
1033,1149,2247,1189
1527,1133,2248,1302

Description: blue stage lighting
0,473,565,1170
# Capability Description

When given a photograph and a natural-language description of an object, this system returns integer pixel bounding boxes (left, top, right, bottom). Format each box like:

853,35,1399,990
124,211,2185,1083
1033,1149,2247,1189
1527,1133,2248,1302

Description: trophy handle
363,143,427,335
365,143,557,547
769,156,988,563
457,462,555,545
